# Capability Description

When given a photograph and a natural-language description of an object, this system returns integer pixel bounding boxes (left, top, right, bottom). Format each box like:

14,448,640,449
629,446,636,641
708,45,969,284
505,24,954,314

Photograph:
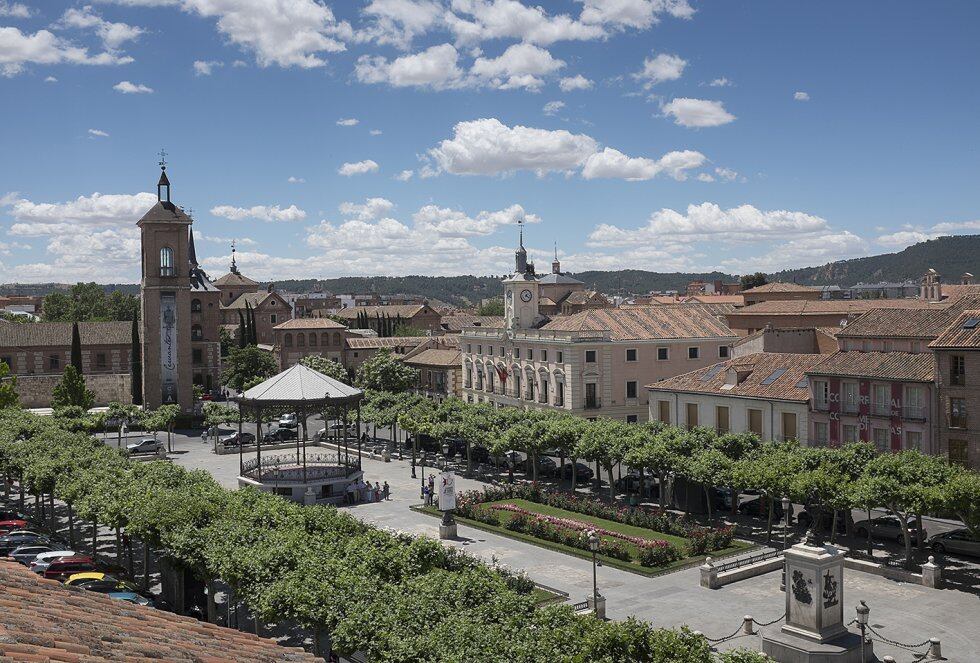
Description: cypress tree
70,322,83,373
237,310,247,349
130,317,142,405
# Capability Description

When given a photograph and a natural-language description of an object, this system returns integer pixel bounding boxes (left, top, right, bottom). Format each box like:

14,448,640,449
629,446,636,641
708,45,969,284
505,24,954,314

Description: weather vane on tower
158,148,167,170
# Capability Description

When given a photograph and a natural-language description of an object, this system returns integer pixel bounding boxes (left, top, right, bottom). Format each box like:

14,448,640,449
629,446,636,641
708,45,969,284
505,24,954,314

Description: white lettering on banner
160,293,178,404
829,412,839,421
828,392,840,403
438,471,456,511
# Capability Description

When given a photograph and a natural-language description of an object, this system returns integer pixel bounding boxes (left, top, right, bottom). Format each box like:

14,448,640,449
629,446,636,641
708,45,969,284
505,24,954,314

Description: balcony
584,398,602,410
813,399,830,412
903,405,926,421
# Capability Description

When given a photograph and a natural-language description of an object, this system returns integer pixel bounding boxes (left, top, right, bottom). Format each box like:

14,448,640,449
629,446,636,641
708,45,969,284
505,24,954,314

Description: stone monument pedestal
587,593,606,620
439,509,457,539
762,541,870,663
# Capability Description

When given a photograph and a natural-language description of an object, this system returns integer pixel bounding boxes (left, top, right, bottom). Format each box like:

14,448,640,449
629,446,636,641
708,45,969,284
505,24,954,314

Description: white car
30,550,76,574
278,413,298,429
127,438,164,455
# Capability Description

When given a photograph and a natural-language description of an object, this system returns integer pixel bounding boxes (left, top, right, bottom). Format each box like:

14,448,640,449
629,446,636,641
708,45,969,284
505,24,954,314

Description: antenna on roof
158,148,167,170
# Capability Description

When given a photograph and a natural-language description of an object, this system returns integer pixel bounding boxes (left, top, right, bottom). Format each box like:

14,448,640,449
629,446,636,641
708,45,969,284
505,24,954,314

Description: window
688,347,700,360
813,380,830,410
49,354,60,371
310,333,317,347
297,333,305,347
554,381,564,406
159,247,174,277
528,349,533,361
950,398,968,429
526,374,535,400
541,350,548,362
716,406,730,433
191,298,202,313
685,403,699,428
872,427,889,451
585,383,598,409
843,424,859,443
467,344,472,353
585,350,597,363
905,430,922,451
781,412,797,441
842,382,859,414
719,345,729,358
626,381,638,399
814,421,829,445
904,386,925,419
540,378,549,403
514,348,521,359
658,400,670,424
95,353,106,370
486,371,494,393
271,314,277,324
513,373,522,399
626,415,638,424
748,408,763,435
475,368,483,390
284,333,293,347
0,356,11,370
556,351,563,364
657,347,669,361
192,348,202,365
190,324,203,342
949,439,969,466
626,348,637,362
951,355,966,386
872,384,889,416
499,347,504,357
488,346,493,356
332,333,342,346
464,368,472,389
270,300,276,306
477,345,482,355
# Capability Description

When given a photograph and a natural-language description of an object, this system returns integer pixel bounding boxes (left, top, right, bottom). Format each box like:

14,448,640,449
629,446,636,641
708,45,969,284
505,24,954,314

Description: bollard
743,615,755,635
929,637,942,659
921,555,943,589
700,557,718,589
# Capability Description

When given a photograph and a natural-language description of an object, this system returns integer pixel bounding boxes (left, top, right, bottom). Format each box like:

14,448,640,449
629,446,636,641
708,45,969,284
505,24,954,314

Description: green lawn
531,586,566,606
416,500,752,577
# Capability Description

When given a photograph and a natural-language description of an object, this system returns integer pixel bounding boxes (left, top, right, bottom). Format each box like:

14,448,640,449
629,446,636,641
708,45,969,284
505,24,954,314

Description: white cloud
394,169,414,181
633,52,685,88
581,148,705,181
370,129,383,135
338,159,380,176
339,197,395,221
287,176,305,183
0,1,31,18
336,117,359,126
113,80,153,94
929,219,980,233
88,128,109,137
543,100,564,115
559,74,593,91
0,27,133,77
446,0,605,45
56,6,144,50
707,77,731,87
356,0,443,50
876,230,934,249
661,97,735,127
195,232,256,246
794,91,810,101
722,231,868,273
193,59,222,75
413,203,538,237
210,204,307,222
696,173,714,182
577,0,695,29
44,75,57,82
714,166,741,182
232,59,247,67
874,219,980,250
469,43,564,90
355,43,463,89
4,191,156,234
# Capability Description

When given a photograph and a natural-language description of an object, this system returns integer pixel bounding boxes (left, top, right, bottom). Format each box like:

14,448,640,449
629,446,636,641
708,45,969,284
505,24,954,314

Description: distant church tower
502,219,544,330
137,155,194,411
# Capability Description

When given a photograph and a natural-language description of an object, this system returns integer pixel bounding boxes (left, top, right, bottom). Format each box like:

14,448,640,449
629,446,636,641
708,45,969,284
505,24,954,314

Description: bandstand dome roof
240,363,362,405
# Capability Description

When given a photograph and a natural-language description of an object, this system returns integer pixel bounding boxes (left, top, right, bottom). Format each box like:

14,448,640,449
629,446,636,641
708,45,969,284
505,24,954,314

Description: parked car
263,427,297,443
278,413,298,429
30,550,76,574
0,531,49,555
796,507,845,534
929,528,980,558
220,431,255,447
559,462,594,483
853,515,926,544
127,438,164,455
65,571,112,587
525,456,558,477
0,510,28,522
9,543,56,565
502,450,525,468
0,519,28,535
43,556,97,582
737,496,785,520
108,591,154,607
616,471,658,495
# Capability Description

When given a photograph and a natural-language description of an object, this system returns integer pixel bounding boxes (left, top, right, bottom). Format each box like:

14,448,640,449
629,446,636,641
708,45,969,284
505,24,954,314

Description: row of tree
0,408,767,662
41,282,139,322
361,391,980,568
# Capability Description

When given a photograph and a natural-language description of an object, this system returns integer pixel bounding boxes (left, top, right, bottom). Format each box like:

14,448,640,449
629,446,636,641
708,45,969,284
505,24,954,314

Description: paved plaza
168,430,979,662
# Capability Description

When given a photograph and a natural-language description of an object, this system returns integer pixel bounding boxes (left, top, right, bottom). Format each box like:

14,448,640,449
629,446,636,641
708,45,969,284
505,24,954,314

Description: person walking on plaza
374,481,382,502
382,481,390,500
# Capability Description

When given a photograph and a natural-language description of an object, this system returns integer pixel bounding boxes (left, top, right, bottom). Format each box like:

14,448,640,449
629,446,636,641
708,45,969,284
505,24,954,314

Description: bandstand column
237,410,244,475
255,406,263,483
356,403,362,468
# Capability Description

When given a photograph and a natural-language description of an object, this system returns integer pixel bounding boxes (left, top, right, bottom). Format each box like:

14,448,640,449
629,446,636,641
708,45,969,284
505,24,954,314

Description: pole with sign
438,470,457,539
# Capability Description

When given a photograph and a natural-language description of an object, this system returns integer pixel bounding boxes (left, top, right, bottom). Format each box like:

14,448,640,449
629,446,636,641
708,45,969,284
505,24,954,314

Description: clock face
520,289,533,302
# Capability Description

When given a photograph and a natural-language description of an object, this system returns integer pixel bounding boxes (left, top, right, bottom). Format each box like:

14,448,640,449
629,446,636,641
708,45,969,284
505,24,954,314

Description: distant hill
3,235,975,306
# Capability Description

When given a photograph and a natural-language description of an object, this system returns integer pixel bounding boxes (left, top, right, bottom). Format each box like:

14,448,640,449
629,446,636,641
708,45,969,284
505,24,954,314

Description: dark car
43,556,97,582
616,471,658,495
560,462,594,483
738,496,785,520
525,456,558,477
263,427,297,443
9,543,56,565
0,531,49,555
77,578,140,594
929,528,980,558
853,515,926,544
220,431,255,447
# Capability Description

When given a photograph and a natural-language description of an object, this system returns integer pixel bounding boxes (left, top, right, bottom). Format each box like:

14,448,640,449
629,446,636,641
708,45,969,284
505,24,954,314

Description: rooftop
536,272,585,285
403,348,462,368
929,310,980,349
729,299,940,317
214,271,259,287
274,318,346,330
441,314,505,333
540,305,735,341
241,363,362,403
334,304,431,319
742,282,821,294
836,307,961,340
344,336,426,350
647,352,824,402
222,291,279,310
0,321,132,348
807,351,935,382
136,201,191,225
0,558,322,662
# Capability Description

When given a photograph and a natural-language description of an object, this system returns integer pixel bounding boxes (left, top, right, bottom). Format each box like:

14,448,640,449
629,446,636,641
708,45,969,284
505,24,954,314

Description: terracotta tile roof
344,336,426,350
0,321,132,348
929,310,980,349
213,271,259,287
334,305,431,319
730,299,940,316
221,291,277,310
836,307,961,339
742,281,821,294
0,558,322,662
541,305,735,341
403,348,462,368
274,318,346,330
941,284,980,300
688,294,745,305
807,351,935,382
646,352,824,402
441,315,505,332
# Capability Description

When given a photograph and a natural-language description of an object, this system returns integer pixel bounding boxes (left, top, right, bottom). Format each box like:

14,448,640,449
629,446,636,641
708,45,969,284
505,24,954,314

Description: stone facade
934,349,979,467
14,373,131,408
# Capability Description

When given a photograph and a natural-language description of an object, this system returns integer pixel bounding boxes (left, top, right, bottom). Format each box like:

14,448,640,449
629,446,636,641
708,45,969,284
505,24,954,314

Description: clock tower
503,221,543,330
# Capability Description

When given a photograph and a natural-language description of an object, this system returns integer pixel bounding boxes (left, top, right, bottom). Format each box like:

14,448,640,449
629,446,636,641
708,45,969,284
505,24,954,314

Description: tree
221,346,277,393
298,355,351,384
391,323,425,337
154,404,181,452
477,298,504,316
941,469,980,538
51,365,94,411
130,318,142,405
0,360,18,409
355,350,416,393
740,272,768,290
42,282,138,322
203,402,239,452
70,322,83,373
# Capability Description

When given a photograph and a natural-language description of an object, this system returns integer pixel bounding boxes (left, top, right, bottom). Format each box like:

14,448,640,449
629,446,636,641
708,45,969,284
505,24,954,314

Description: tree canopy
355,349,417,393
51,365,94,411
42,283,139,322
221,346,278,392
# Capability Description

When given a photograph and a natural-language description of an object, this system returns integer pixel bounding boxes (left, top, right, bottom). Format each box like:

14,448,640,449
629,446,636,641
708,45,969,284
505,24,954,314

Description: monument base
761,628,870,663
439,523,457,539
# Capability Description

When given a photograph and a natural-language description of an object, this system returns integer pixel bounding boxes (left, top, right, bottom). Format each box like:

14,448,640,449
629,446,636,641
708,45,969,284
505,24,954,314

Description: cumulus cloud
287,176,305,183
113,80,153,94
469,42,564,90
661,98,735,127
581,148,705,181
55,6,144,50
44,75,58,82
355,43,463,89
4,191,156,235
633,52,685,88
794,91,810,101
394,169,414,181
707,77,731,87
875,219,980,250
193,59,222,75
0,1,31,18
0,26,133,77
543,100,564,115
356,0,443,50
413,203,538,237
559,74,593,91
336,117,359,126
876,230,934,249
210,204,307,222
338,159,380,176
722,231,868,273
578,0,695,29
369,129,383,135
338,197,395,221
88,128,109,137
714,167,741,182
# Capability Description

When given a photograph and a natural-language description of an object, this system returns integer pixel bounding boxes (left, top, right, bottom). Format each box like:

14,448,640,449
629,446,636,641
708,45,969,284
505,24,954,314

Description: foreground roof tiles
334,305,430,319
647,352,824,402
0,558,322,662
807,351,935,382
741,281,821,294
403,348,462,367
0,321,132,348
344,336,426,350
730,299,941,316
541,305,735,341
929,310,980,349
274,318,346,330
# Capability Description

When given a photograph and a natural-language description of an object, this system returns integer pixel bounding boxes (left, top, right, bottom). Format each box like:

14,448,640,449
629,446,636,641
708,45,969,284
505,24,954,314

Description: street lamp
781,496,791,550
856,601,870,663
587,530,601,617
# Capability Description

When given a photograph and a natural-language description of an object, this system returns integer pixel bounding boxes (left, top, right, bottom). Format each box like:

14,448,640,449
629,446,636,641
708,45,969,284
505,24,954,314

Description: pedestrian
382,481,390,500
374,481,381,502
345,482,356,505
423,484,431,506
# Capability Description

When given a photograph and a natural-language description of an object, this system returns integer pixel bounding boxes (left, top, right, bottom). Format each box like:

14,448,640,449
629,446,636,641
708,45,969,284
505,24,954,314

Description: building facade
930,309,980,467
741,282,823,306
333,304,443,334
220,288,292,347
274,318,348,369
403,338,462,402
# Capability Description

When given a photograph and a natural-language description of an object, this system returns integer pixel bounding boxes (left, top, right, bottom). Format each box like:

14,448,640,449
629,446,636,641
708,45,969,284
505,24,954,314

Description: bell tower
503,219,542,330
137,152,194,411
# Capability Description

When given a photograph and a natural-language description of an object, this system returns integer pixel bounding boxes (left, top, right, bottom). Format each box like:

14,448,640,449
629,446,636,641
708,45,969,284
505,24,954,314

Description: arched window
191,324,203,341
309,333,317,346
298,333,306,347
332,332,342,345
191,298,202,313
160,247,174,277
321,333,330,346
284,333,293,347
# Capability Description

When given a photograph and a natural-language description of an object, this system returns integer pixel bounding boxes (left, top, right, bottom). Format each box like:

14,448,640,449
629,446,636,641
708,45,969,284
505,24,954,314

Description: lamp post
588,530,601,617
856,601,870,663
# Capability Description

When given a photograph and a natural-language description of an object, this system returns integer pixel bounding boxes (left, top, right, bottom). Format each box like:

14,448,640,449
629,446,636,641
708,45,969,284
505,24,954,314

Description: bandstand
235,364,365,505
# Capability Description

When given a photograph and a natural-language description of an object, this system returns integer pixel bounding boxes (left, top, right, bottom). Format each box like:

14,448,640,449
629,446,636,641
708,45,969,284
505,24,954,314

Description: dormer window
160,247,175,277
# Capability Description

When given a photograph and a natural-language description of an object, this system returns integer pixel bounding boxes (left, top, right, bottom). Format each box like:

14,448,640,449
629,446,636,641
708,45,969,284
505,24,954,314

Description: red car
0,519,28,534
42,556,96,582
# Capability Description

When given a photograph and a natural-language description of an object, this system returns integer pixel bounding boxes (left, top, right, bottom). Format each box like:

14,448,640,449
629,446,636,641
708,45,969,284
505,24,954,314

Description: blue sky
1,0,978,284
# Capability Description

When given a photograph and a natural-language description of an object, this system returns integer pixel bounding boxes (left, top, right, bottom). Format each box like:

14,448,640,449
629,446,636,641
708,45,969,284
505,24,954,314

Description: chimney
267,283,274,293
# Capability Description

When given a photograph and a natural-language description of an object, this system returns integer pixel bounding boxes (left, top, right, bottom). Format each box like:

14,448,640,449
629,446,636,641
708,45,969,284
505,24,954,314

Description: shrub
638,541,683,568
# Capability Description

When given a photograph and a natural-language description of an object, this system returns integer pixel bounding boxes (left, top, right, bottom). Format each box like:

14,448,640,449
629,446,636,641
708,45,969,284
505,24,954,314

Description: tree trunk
830,510,839,544
115,526,123,565
638,467,645,501
704,485,713,523
595,460,601,492
3,472,9,500
531,452,538,483
91,519,98,557
466,441,473,478
49,492,57,530
18,474,24,510
67,503,75,548
207,578,217,624
684,480,690,516
607,466,614,501
570,456,577,491
766,497,774,544
866,508,873,557
658,471,666,509
142,541,151,592
916,514,924,551
730,486,738,517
